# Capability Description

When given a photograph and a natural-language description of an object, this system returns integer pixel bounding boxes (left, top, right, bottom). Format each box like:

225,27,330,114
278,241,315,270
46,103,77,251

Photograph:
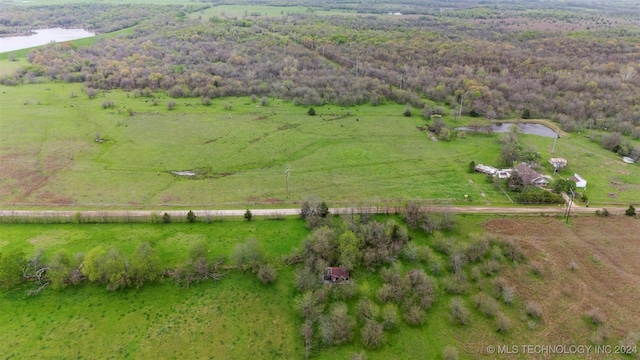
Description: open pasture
1,215,639,359
0,83,512,209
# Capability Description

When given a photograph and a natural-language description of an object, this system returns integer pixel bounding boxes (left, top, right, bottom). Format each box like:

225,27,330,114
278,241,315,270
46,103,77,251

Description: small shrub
471,293,500,318
162,212,171,223
470,266,482,282
86,88,97,98
381,303,399,330
500,240,525,262
307,107,316,116
442,346,459,360
585,308,605,326
101,100,114,109
526,300,542,319
501,286,515,305
167,101,176,110
401,242,420,262
201,97,212,106
590,325,610,345
496,312,512,333
595,208,610,217
350,351,367,360
482,259,501,276
403,304,425,326
360,321,385,348
442,274,470,295
244,209,253,221
450,298,470,325
356,298,379,322
466,235,490,262
403,103,412,117
186,210,197,223
568,261,579,271
257,264,277,284
625,205,636,216
530,261,545,278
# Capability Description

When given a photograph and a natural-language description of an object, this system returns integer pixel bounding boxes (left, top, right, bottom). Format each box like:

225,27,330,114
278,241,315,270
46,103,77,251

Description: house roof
549,157,567,168
515,163,546,185
326,267,349,279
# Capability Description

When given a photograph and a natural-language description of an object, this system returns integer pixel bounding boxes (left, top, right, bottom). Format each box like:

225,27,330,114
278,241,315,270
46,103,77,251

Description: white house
570,173,587,189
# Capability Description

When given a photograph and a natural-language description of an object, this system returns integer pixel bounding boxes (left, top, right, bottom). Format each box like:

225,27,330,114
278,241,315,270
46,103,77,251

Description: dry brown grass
484,216,640,348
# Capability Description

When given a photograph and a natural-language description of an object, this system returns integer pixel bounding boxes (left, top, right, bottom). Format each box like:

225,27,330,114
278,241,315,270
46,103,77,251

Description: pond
457,123,558,138
0,28,95,53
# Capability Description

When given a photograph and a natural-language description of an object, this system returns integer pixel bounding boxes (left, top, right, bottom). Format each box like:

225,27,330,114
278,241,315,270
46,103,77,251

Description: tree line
3,1,639,137
0,236,278,294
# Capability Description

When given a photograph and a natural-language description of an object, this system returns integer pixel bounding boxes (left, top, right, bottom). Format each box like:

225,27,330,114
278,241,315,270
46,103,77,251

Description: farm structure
549,157,567,173
475,164,513,179
515,163,549,186
570,173,587,189
323,267,350,284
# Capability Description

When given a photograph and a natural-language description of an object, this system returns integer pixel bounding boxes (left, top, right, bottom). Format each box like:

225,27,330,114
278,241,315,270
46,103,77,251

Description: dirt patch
0,141,86,204
484,217,640,345
277,124,300,131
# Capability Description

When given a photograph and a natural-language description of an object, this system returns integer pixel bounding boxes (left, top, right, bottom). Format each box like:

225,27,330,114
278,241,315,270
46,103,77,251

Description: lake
0,28,95,53
457,122,559,138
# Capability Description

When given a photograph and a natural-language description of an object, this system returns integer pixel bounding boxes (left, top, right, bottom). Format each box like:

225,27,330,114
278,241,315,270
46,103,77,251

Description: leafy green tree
552,179,576,194
82,246,107,282
102,248,130,291
0,248,26,289
130,242,161,288
187,210,197,223
47,249,73,289
338,231,362,270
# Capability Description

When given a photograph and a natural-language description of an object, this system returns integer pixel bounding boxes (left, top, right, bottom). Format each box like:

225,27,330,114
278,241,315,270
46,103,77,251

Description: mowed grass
0,83,510,208
524,133,640,205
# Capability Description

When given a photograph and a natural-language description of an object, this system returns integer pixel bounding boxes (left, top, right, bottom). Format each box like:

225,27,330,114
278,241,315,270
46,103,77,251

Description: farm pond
457,123,558,138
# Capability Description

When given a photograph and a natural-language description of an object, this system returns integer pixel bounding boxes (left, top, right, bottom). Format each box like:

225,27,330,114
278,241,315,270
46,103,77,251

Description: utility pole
565,188,575,223
551,125,559,153
285,165,291,198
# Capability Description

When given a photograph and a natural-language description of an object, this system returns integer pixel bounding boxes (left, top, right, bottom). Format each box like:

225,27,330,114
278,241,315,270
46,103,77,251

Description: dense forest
2,0,640,135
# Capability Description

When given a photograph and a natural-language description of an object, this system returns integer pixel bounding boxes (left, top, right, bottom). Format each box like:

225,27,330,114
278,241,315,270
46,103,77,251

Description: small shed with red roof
323,267,350,283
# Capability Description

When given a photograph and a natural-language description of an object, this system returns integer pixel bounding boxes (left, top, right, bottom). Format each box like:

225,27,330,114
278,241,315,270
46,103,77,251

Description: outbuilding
570,173,587,189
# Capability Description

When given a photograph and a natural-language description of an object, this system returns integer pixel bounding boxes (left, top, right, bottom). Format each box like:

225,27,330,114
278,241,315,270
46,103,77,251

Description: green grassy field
0,83,515,208
0,216,496,360
2,215,638,359
1,83,638,208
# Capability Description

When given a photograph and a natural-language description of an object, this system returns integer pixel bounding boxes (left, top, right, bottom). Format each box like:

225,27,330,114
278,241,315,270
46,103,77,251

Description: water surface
0,28,95,53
